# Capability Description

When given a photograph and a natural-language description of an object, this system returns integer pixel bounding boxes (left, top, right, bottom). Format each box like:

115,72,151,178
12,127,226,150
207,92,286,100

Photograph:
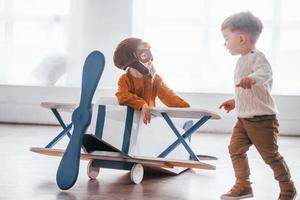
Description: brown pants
229,115,291,182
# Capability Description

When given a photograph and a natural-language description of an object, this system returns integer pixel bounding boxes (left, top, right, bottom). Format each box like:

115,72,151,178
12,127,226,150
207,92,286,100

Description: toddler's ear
239,34,247,44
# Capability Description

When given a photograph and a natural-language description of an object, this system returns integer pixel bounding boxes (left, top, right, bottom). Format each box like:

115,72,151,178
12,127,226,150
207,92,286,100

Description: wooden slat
30,147,172,168
30,147,216,170
133,155,216,170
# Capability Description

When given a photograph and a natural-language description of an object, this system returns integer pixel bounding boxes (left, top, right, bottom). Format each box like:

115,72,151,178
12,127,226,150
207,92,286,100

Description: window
0,0,70,85
134,0,300,95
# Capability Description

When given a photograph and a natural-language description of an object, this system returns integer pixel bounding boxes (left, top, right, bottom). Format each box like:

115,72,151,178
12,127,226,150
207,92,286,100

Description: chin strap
124,60,149,75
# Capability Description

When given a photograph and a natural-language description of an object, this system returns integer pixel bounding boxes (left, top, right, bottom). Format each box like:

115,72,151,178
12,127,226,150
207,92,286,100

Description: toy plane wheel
87,160,100,180
130,163,144,184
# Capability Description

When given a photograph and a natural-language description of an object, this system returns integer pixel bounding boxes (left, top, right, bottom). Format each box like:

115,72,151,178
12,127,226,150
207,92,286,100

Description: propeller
56,51,105,190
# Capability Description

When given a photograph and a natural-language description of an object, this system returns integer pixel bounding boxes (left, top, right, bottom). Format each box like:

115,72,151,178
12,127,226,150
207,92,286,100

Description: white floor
0,123,299,200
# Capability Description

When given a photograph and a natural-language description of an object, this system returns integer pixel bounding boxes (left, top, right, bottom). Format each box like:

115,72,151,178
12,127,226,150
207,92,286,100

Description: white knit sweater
234,49,278,118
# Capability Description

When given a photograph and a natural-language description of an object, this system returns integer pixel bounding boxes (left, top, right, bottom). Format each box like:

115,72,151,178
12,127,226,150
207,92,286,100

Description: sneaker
278,181,297,200
221,180,253,200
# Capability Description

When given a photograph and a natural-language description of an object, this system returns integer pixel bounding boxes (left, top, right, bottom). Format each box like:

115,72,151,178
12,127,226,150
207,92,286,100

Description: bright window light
0,0,70,86
134,0,300,95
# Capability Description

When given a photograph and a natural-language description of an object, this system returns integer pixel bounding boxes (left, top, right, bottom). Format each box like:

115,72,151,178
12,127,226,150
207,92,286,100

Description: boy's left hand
141,103,151,124
236,77,256,89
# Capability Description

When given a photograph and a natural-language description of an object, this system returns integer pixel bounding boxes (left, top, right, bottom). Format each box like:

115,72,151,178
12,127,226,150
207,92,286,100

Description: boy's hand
236,77,256,89
219,99,235,113
141,103,151,124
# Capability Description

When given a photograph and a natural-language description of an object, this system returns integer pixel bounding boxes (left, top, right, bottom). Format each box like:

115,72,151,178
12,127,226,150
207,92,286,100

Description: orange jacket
115,71,190,110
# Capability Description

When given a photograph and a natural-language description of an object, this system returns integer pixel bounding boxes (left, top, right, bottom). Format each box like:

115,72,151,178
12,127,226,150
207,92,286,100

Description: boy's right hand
219,99,235,113
142,103,151,124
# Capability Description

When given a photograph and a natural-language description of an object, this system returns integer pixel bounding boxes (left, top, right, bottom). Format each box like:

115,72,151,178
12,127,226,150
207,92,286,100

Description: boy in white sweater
219,12,296,200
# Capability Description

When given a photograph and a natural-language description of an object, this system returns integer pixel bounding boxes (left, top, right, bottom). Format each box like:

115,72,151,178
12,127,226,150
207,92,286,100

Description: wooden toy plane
30,50,221,190
40,102,220,161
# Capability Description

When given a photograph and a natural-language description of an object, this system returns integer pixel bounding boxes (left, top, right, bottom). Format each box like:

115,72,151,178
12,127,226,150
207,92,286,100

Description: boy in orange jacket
113,37,190,124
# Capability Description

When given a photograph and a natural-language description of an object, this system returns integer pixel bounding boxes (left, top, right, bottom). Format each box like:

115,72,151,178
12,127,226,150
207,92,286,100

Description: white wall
1,85,299,136
66,0,133,88
0,1,299,136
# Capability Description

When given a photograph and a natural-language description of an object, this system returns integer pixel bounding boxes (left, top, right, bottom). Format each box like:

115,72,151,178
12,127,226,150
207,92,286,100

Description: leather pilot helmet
113,37,153,75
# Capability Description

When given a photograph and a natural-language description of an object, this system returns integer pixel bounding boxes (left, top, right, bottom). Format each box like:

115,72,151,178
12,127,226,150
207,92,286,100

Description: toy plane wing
41,102,221,120
150,107,221,120
30,147,215,170
41,102,77,112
